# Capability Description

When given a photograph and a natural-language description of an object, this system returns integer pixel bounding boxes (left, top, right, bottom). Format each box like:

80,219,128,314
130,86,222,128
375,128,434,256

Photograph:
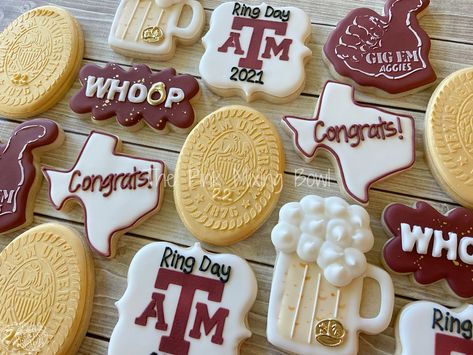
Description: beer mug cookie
200,2,311,103
109,0,205,60
323,0,436,96
268,195,394,355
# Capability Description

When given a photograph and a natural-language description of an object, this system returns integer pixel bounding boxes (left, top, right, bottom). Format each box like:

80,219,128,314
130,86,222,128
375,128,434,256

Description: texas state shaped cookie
383,201,473,298
42,131,165,258
425,67,473,208
0,6,83,118
109,0,205,60
268,196,394,355
323,0,436,96
395,301,473,355
0,223,94,354
200,2,312,103
283,81,415,205
70,63,200,133
108,242,257,355
0,119,63,233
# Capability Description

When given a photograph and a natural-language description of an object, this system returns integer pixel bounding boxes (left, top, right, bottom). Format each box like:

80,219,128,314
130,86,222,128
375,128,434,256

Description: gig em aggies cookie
70,63,200,133
268,196,394,355
109,0,205,61
0,119,63,233
42,131,165,258
174,106,284,246
383,201,473,298
323,0,436,96
0,6,83,118
425,67,473,208
108,242,257,355
395,301,473,355
200,2,311,103
0,223,94,354
283,81,415,205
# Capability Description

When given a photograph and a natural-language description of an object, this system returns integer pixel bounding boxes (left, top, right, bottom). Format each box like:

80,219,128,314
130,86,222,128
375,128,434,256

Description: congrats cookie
323,0,436,96
109,242,257,355
268,196,394,355
200,2,311,103
174,106,284,245
0,6,84,118
43,131,166,257
0,223,94,354
283,81,415,205
109,0,205,60
0,119,64,233
425,67,473,208
70,63,200,133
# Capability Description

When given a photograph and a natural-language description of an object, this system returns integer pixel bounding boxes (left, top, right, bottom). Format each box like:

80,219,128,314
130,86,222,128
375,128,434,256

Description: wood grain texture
0,0,471,354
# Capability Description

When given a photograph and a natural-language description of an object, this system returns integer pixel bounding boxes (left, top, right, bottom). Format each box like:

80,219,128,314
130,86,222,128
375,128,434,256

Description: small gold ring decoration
315,318,346,347
147,82,167,106
142,26,165,43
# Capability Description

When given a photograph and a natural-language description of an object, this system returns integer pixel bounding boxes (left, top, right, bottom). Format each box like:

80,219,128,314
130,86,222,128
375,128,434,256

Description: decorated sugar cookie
0,119,63,233
323,0,436,96
200,2,311,103
395,301,473,355
268,196,394,355
108,242,257,355
174,105,284,245
42,131,165,257
283,81,415,205
383,201,473,298
70,63,200,133
0,223,94,354
425,67,473,208
0,6,83,118
109,0,205,60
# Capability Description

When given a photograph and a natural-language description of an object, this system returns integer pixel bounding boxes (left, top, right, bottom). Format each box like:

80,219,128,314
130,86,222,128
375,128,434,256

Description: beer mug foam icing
267,195,394,355
108,0,205,60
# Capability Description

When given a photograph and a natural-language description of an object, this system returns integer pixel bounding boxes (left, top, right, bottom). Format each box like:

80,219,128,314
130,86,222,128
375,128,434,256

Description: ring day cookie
200,2,311,103
0,223,94,354
109,242,257,355
268,196,394,355
0,6,83,118
43,131,165,258
174,106,284,246
425,67,473,208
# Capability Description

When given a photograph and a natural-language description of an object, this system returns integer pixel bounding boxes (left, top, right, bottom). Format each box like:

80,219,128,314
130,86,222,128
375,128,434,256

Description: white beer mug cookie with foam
268,195,394,355
200,2,311,103
109,0,205,60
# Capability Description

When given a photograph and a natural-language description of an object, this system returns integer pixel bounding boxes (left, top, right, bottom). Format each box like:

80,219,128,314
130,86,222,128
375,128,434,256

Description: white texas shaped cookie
283,81,415,205
43,131,165,257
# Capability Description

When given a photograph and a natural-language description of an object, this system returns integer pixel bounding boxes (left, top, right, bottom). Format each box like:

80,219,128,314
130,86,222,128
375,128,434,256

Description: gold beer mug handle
147,82,167,106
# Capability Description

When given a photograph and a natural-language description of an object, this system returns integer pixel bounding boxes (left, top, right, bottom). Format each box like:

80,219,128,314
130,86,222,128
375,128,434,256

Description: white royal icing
109,242,257,355
283,81,416,205
43,131,165,257
397,301,473,355
200,2,311,102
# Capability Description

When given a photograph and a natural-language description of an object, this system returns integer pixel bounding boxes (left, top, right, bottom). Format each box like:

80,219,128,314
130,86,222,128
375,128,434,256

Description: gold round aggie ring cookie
174,106,284,245
0,6,84,118
0,223,94,354
425,67,473,208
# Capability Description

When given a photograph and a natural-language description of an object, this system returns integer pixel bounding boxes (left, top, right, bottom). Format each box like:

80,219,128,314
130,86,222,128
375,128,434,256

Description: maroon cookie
383,201,473,298
70,63,200,132
0,119,63,233
323,0,436,95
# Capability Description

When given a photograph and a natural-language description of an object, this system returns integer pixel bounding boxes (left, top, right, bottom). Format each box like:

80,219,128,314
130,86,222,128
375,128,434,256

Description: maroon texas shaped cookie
382,201,473,298
0,119,63,233
323,0,436,96
70,63,200,132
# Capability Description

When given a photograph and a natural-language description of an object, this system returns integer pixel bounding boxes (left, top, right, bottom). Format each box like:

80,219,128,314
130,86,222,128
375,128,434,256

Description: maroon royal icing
323,0,436,94
0,119,61,233
70,63,200,131
383,201,473,298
